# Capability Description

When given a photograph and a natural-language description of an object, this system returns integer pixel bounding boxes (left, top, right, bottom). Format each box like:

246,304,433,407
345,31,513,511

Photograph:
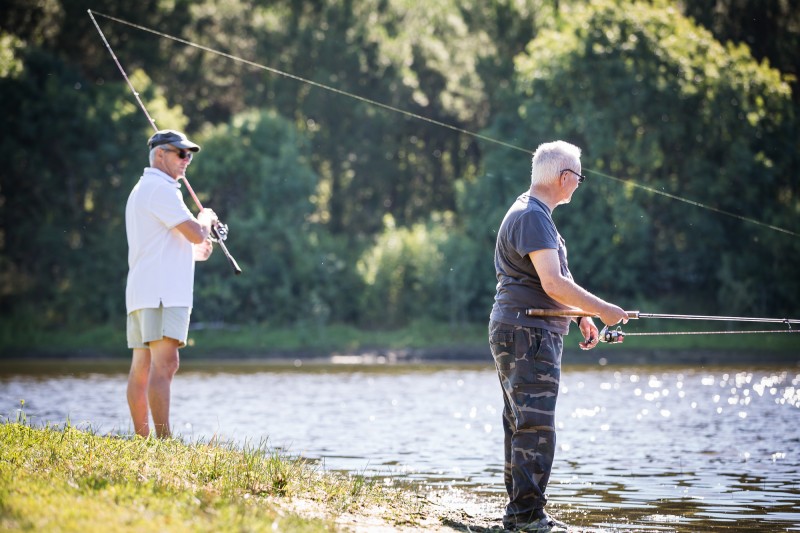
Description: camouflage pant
488,320,563,521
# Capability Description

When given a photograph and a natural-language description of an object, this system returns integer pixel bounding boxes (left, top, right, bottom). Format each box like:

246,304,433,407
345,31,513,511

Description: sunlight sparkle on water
572,407,602,418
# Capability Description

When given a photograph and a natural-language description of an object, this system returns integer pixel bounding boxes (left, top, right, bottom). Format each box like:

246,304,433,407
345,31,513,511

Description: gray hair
148,145,175,166
148,146,162,166
530,140,582,186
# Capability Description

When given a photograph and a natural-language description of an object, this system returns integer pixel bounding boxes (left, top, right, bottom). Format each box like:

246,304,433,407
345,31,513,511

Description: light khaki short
127,305,191,349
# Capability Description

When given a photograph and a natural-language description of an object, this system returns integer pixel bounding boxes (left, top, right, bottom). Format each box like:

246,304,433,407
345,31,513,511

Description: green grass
0,419,425,532
0,319,490,359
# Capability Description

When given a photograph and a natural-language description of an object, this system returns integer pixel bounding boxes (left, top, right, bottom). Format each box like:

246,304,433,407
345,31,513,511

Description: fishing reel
210,222,229,243
599,325,626,343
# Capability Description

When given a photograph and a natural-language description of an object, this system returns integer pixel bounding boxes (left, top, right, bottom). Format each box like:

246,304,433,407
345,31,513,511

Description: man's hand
197,208,219,228
176,208,220,244
599,303,629,327
193,239,214,261
578,317,600,350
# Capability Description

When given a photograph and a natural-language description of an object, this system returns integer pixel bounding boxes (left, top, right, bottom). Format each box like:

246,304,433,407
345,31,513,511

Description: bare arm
529,248,628,326
175,208,217,244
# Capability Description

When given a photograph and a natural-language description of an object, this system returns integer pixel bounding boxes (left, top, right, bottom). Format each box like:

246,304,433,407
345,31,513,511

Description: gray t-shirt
489,193,572,334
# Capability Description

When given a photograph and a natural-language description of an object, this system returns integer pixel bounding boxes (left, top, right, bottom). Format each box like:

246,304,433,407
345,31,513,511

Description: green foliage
681,0,800,103
0,41,191,327
358,214,449,326
0,32,24,78
173,0,490,234
191,109,359,325
474,0,799,314
356,209,496,327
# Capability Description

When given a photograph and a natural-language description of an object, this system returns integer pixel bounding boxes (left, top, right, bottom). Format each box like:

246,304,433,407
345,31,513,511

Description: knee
151,356,179,378
159,358,180,377
149,339,181,377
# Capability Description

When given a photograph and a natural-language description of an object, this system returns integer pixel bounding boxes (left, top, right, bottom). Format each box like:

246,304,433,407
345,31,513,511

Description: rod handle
525,308,640,319
214,230,242,275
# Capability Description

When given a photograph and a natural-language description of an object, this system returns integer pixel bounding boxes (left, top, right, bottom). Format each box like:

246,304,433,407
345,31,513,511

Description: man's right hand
197,208,219,228
599,303,629,326
176,208,219,244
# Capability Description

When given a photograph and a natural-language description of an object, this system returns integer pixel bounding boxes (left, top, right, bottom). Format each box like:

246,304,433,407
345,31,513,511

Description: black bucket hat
147,129,201,152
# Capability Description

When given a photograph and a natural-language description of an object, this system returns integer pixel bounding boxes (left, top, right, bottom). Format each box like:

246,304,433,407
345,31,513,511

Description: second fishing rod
89,9,242,276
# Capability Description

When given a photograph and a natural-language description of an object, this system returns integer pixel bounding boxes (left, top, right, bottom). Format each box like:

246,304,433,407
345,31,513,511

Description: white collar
143,167,182,188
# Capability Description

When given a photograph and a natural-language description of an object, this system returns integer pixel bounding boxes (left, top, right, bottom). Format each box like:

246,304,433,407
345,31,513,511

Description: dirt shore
282,489,615,532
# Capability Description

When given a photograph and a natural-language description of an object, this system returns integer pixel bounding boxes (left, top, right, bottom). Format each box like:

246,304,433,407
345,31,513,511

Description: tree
681,0,800,104
468,0,798,314
190,108,364,325
0,42,188,327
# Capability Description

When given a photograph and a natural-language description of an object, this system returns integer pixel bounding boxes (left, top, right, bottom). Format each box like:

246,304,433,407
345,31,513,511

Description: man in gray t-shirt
488,140,628,532
490,193,573,334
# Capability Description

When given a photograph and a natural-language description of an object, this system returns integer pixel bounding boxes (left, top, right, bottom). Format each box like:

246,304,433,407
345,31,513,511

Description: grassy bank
0,420,430,532
1,319,798,360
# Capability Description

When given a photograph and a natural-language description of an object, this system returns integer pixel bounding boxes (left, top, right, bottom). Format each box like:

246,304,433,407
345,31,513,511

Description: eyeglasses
162,147,193,161
560,168,585,183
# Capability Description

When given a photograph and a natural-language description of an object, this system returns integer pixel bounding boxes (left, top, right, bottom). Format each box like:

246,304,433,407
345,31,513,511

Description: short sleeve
150,186,193,229
511,210,559,256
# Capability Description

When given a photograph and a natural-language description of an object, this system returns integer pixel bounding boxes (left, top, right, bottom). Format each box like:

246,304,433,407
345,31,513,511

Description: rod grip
525,308,640,319
212,227,242,275
525,308,594,318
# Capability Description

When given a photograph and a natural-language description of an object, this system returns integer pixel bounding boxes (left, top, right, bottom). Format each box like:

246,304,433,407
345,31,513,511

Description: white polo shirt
125,167,195,314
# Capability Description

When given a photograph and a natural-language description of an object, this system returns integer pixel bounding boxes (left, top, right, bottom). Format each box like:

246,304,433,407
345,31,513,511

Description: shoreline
1,345,798,373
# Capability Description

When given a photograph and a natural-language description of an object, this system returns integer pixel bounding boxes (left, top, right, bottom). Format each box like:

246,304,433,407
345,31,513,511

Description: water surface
2,360,799,531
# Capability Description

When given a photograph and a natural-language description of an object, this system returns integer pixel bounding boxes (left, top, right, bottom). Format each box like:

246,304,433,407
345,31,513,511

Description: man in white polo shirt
125,129,218,438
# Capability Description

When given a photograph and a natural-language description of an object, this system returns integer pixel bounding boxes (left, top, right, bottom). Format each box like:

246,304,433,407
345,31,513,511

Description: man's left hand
578,317,600,350
193,239,214,262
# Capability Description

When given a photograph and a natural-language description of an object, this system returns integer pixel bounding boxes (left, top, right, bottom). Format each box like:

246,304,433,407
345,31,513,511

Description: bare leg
147,337,181,438
127,348,152,437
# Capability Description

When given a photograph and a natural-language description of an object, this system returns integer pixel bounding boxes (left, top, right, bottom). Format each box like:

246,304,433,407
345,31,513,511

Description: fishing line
88,10,524,155
588,168,799,237
88,10,799,239
598,325,798,343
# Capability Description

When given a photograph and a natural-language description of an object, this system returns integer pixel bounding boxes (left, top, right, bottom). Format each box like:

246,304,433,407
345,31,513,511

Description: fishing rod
525,308,800,343
88,9,242,275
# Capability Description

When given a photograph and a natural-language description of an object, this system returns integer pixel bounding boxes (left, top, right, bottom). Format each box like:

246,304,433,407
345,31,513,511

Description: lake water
2,359,799,532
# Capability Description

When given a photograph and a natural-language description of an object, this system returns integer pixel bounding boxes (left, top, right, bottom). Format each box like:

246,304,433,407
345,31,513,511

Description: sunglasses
163,147,193,161
560,168,585,183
